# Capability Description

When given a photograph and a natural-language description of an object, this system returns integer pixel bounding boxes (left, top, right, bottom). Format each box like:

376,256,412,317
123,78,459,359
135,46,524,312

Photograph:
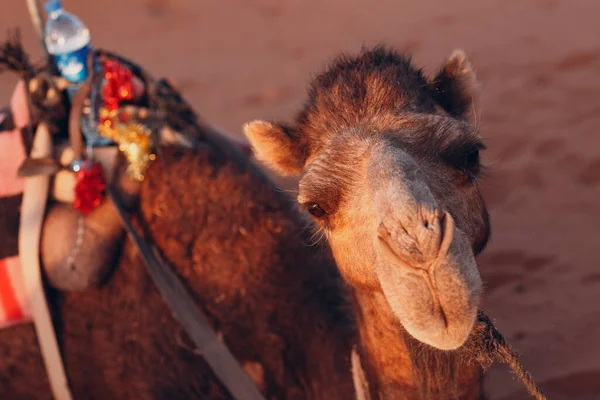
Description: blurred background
2,1,599,399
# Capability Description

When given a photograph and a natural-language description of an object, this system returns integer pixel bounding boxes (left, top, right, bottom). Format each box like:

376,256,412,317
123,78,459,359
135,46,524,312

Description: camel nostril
438,211,447,234
377,209,454,268
377,222,391,242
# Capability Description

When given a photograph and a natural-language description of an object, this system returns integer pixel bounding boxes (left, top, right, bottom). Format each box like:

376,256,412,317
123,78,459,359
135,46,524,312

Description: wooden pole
19,123,74,400
26,0,48,56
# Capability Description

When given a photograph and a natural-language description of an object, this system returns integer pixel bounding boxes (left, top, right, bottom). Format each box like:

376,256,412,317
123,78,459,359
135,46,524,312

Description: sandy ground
2,1,600,398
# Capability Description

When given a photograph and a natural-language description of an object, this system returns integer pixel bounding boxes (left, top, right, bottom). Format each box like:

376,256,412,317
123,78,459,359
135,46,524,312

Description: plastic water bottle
44,0,113,147
44,0,91,91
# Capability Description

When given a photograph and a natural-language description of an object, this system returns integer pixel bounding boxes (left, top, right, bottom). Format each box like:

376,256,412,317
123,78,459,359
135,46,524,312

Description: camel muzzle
368,145,482,350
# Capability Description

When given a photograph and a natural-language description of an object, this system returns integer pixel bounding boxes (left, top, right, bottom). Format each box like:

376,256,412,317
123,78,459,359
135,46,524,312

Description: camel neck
351,289,419,398
350,289,483,399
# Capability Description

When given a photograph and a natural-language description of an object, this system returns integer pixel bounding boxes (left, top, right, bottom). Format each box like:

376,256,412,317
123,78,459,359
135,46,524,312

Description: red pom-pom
101,60,134,111
73,162,106,215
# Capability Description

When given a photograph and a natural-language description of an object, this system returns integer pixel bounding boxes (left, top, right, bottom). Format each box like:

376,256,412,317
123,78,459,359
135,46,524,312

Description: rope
475,312,546,400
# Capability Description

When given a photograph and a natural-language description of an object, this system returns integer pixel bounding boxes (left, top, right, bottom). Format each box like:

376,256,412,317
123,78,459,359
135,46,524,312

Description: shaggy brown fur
0,133,359,399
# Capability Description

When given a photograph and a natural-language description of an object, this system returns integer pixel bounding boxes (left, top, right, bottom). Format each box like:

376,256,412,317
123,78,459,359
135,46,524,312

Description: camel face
244,47,490,350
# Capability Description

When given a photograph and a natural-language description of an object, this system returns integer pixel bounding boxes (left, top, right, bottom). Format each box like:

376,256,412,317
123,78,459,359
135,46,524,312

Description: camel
244,46,492,399
0,43,525,400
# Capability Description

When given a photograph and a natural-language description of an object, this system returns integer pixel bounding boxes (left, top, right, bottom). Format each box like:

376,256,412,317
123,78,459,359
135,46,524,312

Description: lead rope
475,312,546,400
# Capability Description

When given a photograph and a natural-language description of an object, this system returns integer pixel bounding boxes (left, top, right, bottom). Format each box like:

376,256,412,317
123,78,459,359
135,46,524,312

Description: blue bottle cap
44,0,63,14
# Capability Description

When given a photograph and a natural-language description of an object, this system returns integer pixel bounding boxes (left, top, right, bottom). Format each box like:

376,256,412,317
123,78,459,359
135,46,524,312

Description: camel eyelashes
441,140,485,173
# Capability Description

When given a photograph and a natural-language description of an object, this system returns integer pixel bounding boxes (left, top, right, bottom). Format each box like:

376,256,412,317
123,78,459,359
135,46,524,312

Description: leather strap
107,185,265,400
67,73,92,161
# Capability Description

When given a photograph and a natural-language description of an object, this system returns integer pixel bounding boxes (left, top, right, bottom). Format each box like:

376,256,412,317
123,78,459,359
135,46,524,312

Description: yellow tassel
98,107,154,181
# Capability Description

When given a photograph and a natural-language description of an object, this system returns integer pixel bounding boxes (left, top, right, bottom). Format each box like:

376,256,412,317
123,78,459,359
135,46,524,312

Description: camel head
244,47,490,350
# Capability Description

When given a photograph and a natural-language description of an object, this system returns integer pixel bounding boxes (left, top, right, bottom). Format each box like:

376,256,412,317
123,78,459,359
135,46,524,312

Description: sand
2,1,599,398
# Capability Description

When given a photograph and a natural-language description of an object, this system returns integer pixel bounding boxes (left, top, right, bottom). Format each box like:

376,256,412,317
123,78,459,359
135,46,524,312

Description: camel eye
307,203,327,218
460,149,480,171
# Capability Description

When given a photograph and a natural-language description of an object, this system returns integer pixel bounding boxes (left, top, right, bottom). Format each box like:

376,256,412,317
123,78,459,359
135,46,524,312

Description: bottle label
55,43,91,83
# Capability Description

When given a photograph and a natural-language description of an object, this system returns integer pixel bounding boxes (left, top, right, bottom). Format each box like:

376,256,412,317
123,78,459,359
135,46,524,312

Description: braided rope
476,311,546,400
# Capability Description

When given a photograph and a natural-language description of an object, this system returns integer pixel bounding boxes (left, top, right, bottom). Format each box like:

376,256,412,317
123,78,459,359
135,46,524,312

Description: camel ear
243,120,305,176
431,49,479,122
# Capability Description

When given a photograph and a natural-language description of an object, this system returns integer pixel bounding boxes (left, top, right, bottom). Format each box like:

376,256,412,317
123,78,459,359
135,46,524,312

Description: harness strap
351,346,371,400
107,185,265,400
67,54,94,161
19,123,73,400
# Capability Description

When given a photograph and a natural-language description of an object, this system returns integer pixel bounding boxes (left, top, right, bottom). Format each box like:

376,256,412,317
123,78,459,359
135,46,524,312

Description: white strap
19,123,73,400
351,346,371,400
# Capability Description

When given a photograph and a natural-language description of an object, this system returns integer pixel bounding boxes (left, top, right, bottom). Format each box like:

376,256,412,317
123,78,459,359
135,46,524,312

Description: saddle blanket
0,81,33,329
